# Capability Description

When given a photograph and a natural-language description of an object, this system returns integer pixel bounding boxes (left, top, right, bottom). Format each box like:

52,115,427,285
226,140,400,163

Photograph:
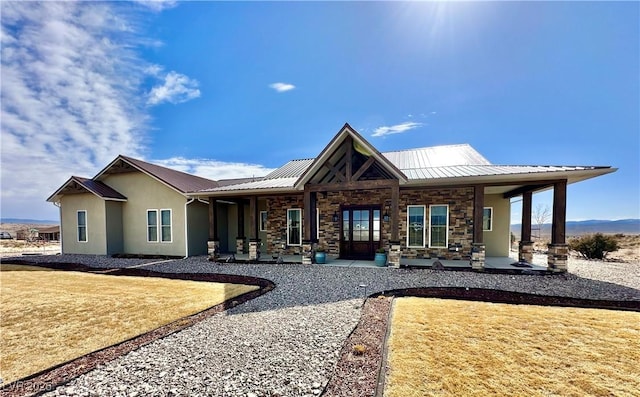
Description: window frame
428,204,449,248
77,210,87,243
406,205,426,248
286,208,302,246
160,209,172,243
147,209,159,243
483,207,493,232
260,211,268,232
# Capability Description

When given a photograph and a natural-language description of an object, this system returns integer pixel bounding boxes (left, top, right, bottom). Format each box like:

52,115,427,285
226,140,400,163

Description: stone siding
266,195,304,256
264,187,475,260
399,187,475,260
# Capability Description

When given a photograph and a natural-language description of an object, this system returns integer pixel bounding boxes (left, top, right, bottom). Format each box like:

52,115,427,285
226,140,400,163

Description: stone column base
547,243,568,273
518,241,534,263
236,237,246,254
470,243,486,271
207,240,220,260
388,241,401,268
302,240,313,265
249,239,261,261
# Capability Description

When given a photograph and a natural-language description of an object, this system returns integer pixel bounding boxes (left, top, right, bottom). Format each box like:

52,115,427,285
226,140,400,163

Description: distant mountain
511,219,640,236
0,218,59,225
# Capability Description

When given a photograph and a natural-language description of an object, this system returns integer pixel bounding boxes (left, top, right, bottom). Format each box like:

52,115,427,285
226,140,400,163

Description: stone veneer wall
398,187,475,260
316,190,392,256
266,195,304,256
265,187,475,260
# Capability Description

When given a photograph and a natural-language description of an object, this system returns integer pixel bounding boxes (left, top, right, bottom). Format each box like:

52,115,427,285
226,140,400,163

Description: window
147,210,158,242
260,211,268,232
77,210,87,242
429,205,449,248
287,209,302,246
147,209,172,243
407,205,426,247
160,209,172,242
483,207,493,231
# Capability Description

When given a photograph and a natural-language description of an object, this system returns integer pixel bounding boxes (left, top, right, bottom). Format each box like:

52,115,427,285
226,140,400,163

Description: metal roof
202,177,299,193
401,165,610,181
383,144,491,168
47,176,127,202
105,156,220,194
264,159,314,179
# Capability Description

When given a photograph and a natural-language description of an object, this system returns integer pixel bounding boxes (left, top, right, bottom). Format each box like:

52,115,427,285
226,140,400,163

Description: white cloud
134,0,178,12
0,1,196,220
372,122,423,137
269,82,296,93
147,71,201,105
154,157,275,181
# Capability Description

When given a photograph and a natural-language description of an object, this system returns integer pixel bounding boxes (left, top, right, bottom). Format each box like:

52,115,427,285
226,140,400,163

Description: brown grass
0,264,258,384
385,297,640,397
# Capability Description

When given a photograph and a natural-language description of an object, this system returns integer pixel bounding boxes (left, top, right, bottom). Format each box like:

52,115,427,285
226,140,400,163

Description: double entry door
340,206,381,260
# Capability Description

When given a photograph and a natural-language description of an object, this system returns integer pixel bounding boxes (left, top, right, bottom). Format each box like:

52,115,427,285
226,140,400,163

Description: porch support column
388,181,401,268
236,200,245,254
519,191,533,263
548,180,568,272
471,185,485,271
207,198,219,259
390,181,399,242
303,188,318,243
248,196,260,260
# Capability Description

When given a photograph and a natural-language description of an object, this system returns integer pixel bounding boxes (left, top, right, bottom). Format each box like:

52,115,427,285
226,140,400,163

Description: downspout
184,198,195,259
54,201,62,254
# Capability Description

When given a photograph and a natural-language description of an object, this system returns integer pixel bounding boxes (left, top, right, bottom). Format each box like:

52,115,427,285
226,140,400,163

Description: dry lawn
0,264,258,384
385,297,640,397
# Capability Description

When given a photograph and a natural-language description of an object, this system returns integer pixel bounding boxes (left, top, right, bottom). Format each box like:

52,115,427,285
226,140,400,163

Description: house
48,124,615,271
47,156,219,257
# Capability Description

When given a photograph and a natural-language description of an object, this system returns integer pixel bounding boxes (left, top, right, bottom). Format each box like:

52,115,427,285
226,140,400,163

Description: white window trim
483,207,493,232
316,208,320,239
406,205,426,248
260,211,268,232
428,204,449,248
160,209,173,243
147,209,159,243
287,208,302,246
77,210,87,243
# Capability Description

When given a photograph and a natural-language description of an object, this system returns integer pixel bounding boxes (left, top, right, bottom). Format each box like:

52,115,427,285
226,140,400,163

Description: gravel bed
4,254,637,396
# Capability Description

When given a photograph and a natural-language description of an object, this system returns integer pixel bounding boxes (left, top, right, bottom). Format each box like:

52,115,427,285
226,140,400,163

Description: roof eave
401,167,616,187
190,186,298,197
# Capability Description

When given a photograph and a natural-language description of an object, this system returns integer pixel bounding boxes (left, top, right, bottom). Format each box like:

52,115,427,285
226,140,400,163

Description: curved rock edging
323,287,640,397
0,262,275,397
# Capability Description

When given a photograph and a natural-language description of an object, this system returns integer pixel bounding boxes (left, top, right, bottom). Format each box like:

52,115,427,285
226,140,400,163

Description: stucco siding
483,194,510,257
60,193,107,254
103,172,187,256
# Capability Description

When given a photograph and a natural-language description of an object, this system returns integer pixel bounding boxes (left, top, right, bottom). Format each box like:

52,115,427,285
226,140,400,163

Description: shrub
352,344,366,355
568,233,619,260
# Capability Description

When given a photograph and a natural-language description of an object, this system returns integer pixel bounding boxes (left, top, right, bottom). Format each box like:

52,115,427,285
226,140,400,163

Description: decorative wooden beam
503,183,554,199
307,179,398,192
352,157,376,181
208,198,218,240
473,185,485,244
551,180,567,245
345,136,353,181
323,159,345,183
521,191,532,242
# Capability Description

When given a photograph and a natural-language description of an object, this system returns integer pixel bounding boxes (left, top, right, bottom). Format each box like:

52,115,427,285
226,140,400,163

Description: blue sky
1,1,638,222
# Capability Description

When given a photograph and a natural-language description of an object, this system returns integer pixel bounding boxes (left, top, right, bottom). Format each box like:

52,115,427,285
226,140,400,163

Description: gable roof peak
95,154,219,194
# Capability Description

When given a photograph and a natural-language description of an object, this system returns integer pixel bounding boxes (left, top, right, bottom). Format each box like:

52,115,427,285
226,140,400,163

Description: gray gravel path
9,254,637,397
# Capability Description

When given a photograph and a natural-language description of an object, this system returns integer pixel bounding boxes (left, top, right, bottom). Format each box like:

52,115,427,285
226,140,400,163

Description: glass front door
340,206,381,260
